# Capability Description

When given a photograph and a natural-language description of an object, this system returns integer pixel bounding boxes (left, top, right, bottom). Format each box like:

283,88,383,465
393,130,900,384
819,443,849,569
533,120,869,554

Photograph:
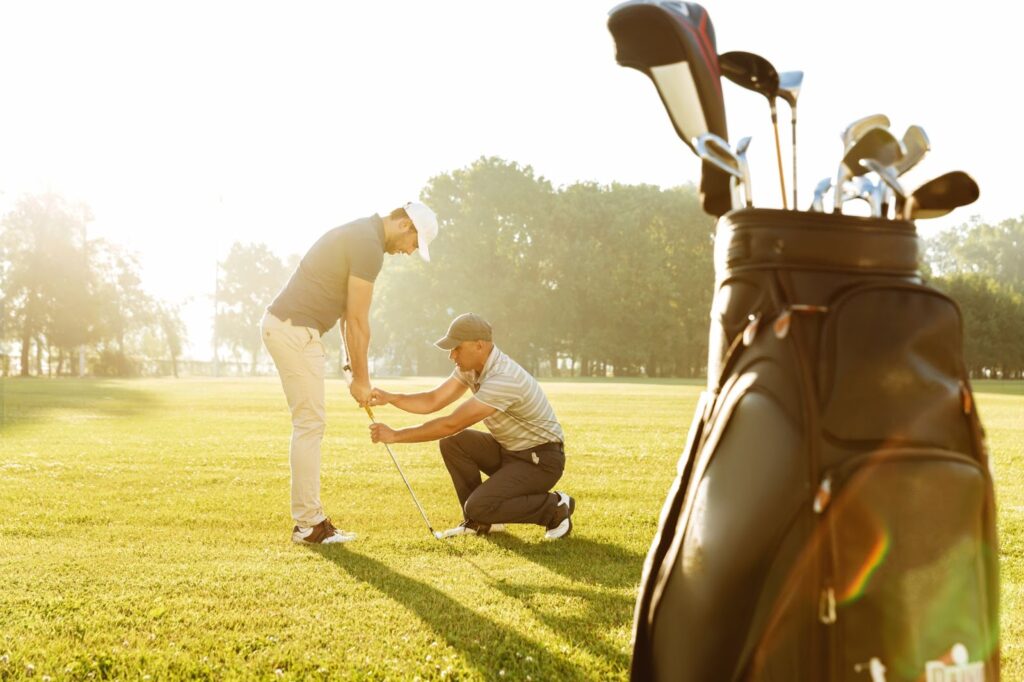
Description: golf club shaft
364,405,436,536
340,325,436,537
791,116,798,208
771,112,788,209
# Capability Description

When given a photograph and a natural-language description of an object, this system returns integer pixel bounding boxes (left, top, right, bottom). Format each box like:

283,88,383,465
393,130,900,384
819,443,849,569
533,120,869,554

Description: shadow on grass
491,578,634,672
490,533,645,590
311,547,591,679
0,378,163,434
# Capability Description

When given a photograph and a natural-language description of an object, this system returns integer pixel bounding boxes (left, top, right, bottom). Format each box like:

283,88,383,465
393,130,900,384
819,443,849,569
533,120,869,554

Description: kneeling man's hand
368,388,394,406
369,423,398,444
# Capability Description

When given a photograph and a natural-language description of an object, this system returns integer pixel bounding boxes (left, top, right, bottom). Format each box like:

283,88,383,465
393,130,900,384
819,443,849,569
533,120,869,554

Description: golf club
695,132,746,210
841,113,891,152
735,135,753,208
810,177,832,212
833,126,904,214
719,50,787,208
340,335,441,540
840,175,880,216
860,158,906,218
898,171,980,221
894,125,930,176
608,1,732,216
777,70,803,207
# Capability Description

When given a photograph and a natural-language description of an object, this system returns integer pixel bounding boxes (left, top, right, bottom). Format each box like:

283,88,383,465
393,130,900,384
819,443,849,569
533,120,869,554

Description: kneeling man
368,313,574,539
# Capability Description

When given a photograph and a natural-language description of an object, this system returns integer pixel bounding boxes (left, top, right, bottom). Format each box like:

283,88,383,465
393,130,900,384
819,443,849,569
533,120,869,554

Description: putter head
719,50,780,102
777,70,803,108
903,171,980,220
841,113,891,151
608,1,732,216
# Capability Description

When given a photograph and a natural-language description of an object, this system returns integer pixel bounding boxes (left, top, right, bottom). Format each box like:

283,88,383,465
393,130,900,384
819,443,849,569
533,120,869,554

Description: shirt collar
477,345,501,383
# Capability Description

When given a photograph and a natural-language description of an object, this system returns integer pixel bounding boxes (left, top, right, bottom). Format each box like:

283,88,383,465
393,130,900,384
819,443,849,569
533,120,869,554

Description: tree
926,215,1024,293
931,274,1024,377
215,242,289,374
157,303,187,378
0,193,94,376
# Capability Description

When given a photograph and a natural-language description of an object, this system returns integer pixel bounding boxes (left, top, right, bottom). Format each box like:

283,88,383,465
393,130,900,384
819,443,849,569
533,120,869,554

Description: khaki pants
260,311,327,527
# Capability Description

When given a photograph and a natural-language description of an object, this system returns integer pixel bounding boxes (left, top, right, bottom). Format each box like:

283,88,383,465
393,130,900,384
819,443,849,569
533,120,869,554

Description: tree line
0,193,185,377
3,158,1023,378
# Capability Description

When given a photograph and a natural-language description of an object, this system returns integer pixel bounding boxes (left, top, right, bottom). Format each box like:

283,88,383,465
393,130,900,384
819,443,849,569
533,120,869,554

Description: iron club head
841,114,891,152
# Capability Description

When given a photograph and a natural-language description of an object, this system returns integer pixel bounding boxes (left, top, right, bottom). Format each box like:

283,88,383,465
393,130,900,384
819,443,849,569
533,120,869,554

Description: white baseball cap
404,201,438,262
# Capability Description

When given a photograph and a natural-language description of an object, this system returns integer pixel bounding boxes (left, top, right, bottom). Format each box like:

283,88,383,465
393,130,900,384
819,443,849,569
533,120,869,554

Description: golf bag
631,209,999,681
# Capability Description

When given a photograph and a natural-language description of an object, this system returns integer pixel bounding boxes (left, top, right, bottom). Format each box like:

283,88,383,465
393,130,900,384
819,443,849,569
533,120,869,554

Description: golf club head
894,125,931,176
841,113,891,151
838,176,880,216
902,171,980,220
861,158,906,219
719,50,788,206
719,51,780,104
811,177,831,212
777,70,803,109
843,127,905,171
860,159,905,198
695,132,744,210
834,127,904,214
608,1,732,216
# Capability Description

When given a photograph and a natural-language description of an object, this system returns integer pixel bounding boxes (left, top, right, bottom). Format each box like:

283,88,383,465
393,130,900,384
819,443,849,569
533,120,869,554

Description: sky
2,1,1020,359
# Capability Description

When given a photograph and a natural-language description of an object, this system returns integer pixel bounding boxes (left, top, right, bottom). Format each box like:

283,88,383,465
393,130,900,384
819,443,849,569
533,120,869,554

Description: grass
0,377,1020,680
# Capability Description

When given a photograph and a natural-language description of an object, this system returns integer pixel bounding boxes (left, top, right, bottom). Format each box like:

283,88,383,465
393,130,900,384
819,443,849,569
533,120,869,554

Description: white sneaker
437,520,506,538
292,518,357,544
544,492,575,539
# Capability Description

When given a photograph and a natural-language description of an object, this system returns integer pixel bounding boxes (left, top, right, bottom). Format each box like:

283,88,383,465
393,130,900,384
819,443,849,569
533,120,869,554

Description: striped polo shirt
453,346,565,452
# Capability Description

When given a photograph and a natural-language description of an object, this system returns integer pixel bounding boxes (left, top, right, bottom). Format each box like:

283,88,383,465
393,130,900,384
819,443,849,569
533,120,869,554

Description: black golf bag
631,209,999,681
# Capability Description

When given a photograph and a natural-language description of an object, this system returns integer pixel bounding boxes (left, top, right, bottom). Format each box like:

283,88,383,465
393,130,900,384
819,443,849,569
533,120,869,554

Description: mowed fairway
1,378,1021,680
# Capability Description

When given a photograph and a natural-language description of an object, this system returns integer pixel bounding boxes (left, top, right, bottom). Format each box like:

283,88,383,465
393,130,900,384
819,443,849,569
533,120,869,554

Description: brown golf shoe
291,518,357,545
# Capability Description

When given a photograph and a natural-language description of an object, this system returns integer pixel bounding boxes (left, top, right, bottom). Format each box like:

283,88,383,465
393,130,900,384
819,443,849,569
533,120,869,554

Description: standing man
368,313,575,540
261,202,439,545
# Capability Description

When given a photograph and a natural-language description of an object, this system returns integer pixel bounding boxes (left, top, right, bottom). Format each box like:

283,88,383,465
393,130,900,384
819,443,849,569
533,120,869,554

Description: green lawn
0,378,1020,680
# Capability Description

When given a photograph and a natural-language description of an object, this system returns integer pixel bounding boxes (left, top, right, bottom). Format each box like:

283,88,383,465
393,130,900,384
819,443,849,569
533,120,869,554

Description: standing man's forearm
345,315,371,383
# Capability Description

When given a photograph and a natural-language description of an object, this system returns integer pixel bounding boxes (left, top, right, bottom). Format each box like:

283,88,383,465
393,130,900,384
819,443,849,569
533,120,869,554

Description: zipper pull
773,308,792,339
742,313,761,346
819,586,837,625
813,475,832,514
854,657,888,682
960,381,973,414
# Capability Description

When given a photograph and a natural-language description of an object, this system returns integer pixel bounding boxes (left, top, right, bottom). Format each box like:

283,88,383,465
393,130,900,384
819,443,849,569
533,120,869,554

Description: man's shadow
484,534,645,669
309,546,592,680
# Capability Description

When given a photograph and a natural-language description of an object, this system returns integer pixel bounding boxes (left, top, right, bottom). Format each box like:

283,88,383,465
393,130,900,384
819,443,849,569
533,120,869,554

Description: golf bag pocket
814,448,995,681
817,283,973,454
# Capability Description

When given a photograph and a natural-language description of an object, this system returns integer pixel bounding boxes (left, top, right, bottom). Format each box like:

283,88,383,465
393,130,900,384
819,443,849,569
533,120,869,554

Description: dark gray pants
438,430,565,527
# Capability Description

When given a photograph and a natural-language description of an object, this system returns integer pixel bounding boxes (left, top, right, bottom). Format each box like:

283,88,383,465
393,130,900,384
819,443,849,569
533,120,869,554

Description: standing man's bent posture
368,313,575,539
261,202,438,544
